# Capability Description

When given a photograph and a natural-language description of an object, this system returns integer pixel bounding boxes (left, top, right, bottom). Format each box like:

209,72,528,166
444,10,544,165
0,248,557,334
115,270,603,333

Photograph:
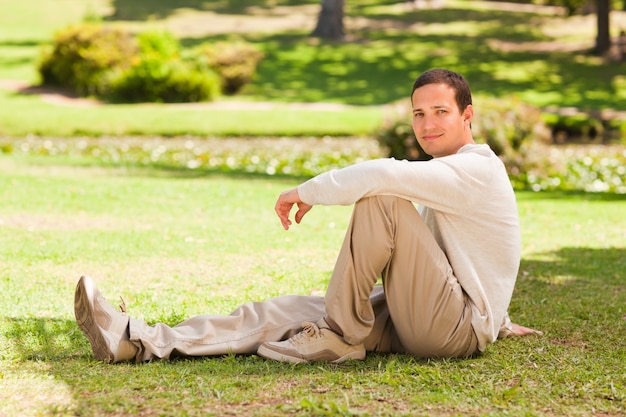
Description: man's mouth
421,133,442,141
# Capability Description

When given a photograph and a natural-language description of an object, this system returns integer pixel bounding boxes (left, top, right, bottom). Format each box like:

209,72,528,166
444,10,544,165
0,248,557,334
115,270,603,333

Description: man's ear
463,104,474,123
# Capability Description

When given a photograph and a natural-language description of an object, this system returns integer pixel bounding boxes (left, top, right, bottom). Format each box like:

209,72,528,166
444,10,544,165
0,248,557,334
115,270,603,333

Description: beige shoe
257,318,365,364
74,275,138,363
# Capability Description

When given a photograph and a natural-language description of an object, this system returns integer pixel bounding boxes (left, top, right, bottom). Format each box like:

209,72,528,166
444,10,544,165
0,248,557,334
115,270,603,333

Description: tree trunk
595,0,611,54
312,0,345,40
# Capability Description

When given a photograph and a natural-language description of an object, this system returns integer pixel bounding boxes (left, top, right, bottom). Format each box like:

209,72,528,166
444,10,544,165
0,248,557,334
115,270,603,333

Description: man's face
411,83,473,158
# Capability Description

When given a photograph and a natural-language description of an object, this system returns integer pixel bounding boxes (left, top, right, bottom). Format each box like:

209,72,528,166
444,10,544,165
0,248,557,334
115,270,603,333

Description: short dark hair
411,69,472,113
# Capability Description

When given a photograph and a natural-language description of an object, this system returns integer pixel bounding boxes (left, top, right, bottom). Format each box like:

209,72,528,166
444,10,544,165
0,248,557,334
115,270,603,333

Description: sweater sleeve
297,148,494,213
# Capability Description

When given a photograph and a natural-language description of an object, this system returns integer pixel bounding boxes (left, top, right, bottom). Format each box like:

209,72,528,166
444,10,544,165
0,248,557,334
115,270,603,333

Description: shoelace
119,296,127,313
291,321,322,344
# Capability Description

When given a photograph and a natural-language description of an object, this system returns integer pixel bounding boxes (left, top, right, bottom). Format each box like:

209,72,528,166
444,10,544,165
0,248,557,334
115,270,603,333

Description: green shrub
542,112,606,143
472,95,552,175
108,30,220,103
619,121,626,144
376,100,432,161
38,23,137,96
195,40,264,95
109,58,221,103
39,26,221,103
375,96,552,175
37,24,261,102
136,30,180,60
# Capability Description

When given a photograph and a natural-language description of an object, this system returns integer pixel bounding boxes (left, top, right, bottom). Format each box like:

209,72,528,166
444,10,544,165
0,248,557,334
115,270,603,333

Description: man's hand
510,323,544,337
500,323,544,339
275,187,313,230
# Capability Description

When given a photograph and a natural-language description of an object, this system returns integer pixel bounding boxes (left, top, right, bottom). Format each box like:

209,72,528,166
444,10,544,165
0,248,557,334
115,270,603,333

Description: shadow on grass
106,0,318,20
512,246,625,348
60,159,315,182
517,246,625,292
3,316,398,414
98,0,626,109
2,317,83,362
0,39,43,47
180,29,625,108
516,189,626,202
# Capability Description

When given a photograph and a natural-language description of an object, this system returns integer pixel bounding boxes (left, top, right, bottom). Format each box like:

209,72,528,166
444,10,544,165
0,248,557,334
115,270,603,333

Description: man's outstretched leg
74,275,328,363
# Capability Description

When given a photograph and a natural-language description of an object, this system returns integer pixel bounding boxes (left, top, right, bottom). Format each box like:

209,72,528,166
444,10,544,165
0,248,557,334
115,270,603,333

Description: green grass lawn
0,0,625,137
0,1,625,415
1,153,624,416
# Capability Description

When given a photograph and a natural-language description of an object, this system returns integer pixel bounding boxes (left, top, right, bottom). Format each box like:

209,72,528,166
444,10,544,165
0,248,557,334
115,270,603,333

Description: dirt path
0,79,364,110
0,80,102,108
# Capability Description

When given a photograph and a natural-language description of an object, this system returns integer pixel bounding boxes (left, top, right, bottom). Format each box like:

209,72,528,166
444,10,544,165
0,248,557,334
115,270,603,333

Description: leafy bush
472,96,552,175
136,30,180,60
38,26,223,103
375,96,552,175
109,58,221,103
519,143,626,193
38,23,137,96
375,100,432,161
619,121,626,143
542,112,607,144
108,31,221,103
195,40,264,95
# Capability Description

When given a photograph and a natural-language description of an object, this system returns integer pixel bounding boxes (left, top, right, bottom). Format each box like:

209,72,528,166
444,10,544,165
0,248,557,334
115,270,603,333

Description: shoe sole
74,276,114,363
257,344,365,364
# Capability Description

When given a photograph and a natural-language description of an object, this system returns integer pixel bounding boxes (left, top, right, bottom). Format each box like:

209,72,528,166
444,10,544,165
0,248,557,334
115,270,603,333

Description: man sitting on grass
74,68,542,364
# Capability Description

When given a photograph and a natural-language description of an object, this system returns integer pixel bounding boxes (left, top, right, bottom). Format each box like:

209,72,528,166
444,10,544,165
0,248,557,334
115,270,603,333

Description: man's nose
422,114,437,129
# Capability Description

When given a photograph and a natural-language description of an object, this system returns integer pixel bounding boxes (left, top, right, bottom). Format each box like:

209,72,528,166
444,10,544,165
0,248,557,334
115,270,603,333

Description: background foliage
38,24,262,103
38,24,137,97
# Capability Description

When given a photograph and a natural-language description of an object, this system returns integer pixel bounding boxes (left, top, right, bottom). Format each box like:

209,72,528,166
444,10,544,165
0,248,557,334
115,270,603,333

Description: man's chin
417,143,438,157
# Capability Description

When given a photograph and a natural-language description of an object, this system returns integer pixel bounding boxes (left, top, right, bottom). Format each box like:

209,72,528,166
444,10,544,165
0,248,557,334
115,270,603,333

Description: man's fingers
294,203,312,224
275,188,308,230
295,208,305,224
281,214,292,230
277,209,292,230
511,323,544,337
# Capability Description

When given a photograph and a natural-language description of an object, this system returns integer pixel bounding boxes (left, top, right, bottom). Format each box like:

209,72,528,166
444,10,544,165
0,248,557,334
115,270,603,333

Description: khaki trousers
129,196,477,361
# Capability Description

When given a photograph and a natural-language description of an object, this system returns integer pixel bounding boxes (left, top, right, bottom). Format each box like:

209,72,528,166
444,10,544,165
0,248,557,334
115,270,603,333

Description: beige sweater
297,144,520,351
